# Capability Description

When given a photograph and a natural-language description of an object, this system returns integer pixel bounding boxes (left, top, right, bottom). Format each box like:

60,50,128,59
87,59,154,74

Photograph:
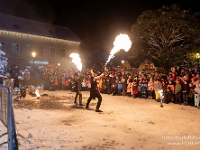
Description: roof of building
0,13,81,42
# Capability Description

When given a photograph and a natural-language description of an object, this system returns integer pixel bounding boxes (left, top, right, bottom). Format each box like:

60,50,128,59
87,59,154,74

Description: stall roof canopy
0,13,81,42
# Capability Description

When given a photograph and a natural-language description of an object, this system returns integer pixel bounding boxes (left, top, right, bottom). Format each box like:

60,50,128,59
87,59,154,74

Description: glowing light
35,89,40,98
0,29,80,45
106,34,132,65
30,60,48,65
31,52,36,57
69,53,82,71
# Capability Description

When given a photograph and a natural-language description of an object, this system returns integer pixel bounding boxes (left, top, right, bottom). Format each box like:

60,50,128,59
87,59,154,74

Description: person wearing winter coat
181,80,190,105
174,80,182,104
167,80,175,103
132,80,138,98
165,87,173,104
188,82,195,106
147,78,154,99
121,76,126,96
141,79,148,99
194,83,200,108
137,78,142,98
126,79,133,97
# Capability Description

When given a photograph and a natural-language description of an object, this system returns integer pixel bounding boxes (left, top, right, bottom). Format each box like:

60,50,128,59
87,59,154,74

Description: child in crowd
112,79,119,95
165,87,173,104
194,83,200,108
141,79,148,99
188,82,195,106
132,80,138,98
117,80,123,96
126,79,133,97
137,78,142,98
167,80,174,103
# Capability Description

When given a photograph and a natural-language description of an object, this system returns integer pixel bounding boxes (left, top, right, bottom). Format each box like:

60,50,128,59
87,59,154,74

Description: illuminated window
39,47,44,56
26,45,32,56
0,42,4,51
12,43,19,55
50,48,55,57
61,49,65,58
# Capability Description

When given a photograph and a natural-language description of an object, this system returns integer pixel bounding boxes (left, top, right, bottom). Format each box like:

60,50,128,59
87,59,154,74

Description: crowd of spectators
1,64,200,108
95,66,200,108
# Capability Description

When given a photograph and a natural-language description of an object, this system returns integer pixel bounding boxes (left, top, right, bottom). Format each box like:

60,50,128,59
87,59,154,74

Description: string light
0,29,80,45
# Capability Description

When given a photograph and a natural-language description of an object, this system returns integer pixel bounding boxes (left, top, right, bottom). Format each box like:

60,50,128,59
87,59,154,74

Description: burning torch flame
35,89,40,98
106,34,132,65
69,53,82,71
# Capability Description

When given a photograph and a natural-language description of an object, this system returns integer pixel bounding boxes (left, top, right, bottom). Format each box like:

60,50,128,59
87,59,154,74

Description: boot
74,94,78,105
95,109,103,112
85,100,89,109
85,102,90,109
95,102,103,112
79,94,84,106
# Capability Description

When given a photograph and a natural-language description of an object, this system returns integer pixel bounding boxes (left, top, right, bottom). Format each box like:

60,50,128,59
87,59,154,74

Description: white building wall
0,31,80,69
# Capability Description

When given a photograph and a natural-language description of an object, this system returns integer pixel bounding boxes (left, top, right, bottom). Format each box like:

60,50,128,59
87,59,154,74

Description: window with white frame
50,48,55,57
0,42,4,51
39,47,44,57
61,49,65,58
12,43,19,55
26,45,32,56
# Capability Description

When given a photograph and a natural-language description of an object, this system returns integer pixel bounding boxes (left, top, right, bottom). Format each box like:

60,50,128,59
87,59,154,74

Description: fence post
0,85,18,150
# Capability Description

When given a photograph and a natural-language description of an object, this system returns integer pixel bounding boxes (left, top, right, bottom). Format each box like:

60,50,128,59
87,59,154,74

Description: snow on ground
1,90,200,150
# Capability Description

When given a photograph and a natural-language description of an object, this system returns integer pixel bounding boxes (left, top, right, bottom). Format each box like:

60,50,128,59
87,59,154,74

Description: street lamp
196,53,200,66
196,53,200,58
31,52,36,65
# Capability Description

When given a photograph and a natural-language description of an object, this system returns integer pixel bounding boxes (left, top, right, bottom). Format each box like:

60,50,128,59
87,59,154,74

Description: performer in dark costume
86,70,104,112
74,72,84,106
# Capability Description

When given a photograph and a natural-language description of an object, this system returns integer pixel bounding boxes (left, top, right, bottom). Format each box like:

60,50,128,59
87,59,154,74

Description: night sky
0,0,199,55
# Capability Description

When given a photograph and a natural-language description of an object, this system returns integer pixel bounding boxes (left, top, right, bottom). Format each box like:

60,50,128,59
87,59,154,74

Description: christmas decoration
0,43,8,75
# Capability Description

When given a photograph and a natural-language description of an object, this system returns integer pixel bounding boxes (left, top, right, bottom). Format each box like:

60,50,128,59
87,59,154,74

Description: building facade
0,13,81,70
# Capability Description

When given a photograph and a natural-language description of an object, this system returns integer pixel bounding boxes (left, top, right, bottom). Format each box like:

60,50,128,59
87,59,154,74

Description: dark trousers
175,94,181,104
122,83,126,96
147,90,152,98
106,84,111,94
118,88,122,95
86,92,102,110
138,91,142,98
141,92,147,99
188,97,194,106
166,93,173,103
75,92,83,104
